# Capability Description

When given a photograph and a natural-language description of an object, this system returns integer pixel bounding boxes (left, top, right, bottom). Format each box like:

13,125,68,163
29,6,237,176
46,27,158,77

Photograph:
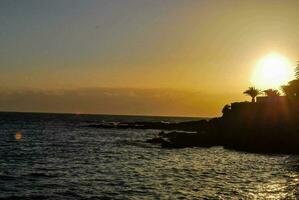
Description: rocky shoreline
89,100,299,155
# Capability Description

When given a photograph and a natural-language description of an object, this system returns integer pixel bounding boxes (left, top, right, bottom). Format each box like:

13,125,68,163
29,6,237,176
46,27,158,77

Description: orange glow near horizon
2,1,299,116
251,53,295,90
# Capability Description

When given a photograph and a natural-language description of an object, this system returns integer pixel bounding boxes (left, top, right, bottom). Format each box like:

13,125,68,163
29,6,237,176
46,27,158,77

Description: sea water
0,112,298,199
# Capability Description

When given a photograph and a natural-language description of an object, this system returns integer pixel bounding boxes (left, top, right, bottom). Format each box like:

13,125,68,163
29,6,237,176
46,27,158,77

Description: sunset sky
1,0,299,116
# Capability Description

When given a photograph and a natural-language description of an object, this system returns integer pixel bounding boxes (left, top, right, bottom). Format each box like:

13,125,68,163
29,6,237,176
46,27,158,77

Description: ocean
0,112,298,199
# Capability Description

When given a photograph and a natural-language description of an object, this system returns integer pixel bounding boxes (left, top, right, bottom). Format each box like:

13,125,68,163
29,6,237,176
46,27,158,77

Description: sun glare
251,53,295,90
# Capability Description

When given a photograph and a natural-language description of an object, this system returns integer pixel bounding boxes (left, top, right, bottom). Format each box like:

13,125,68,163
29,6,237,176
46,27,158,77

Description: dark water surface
0,112,298,199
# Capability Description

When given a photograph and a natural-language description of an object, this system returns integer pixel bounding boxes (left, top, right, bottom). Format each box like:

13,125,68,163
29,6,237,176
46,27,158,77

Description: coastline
90,99,299,155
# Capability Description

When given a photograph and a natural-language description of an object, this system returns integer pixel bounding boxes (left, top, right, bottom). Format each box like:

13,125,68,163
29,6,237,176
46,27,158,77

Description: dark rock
88,99,299,154
145,137,165,144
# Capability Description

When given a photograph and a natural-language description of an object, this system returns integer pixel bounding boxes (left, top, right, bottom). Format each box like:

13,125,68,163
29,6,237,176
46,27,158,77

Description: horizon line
0,110,211,119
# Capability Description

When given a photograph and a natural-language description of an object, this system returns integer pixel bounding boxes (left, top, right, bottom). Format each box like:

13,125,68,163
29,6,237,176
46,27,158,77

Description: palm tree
243,87,261,103
263,89,280,97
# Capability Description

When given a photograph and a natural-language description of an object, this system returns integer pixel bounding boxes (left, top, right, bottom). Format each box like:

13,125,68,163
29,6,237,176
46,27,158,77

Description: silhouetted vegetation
243,87,261,102
282,79,299,97
263,89,280,97
281,63,299,97
295,61,299,79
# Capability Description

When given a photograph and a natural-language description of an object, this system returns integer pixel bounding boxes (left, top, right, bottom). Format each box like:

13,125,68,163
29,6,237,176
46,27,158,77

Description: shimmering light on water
0,113,298,199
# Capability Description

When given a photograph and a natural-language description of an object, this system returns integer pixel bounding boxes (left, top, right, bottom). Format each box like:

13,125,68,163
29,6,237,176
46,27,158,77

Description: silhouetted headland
89,74,299,154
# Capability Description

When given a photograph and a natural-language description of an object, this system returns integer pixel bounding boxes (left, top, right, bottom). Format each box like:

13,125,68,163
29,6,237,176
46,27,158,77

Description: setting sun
251,53,295,90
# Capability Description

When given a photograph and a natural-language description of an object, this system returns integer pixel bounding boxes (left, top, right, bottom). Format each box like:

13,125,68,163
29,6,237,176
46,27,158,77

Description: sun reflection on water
247,172,299,199
1,121,299,199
